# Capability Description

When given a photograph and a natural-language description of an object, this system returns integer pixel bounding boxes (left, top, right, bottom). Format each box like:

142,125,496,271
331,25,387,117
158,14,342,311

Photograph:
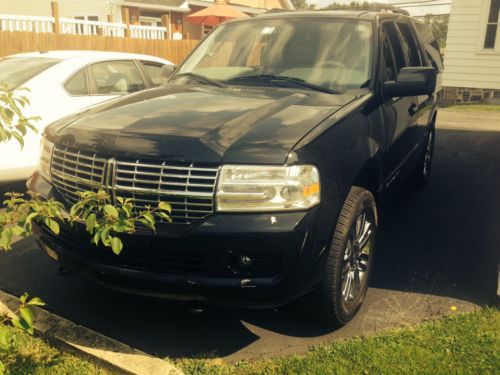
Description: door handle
408,103,417,117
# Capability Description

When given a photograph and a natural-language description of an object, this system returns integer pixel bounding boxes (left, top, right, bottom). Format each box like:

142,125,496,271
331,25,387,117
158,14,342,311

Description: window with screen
484,0,500,49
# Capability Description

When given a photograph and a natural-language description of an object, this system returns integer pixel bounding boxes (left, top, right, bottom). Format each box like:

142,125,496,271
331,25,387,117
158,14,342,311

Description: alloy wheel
341,210,374,305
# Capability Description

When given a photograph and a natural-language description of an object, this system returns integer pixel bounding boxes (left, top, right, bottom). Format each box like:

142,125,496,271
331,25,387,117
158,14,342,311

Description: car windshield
0,57,61,88
176,18,373,94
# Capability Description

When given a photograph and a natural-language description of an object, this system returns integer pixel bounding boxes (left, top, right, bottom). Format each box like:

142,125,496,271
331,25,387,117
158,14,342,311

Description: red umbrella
187,0,249,27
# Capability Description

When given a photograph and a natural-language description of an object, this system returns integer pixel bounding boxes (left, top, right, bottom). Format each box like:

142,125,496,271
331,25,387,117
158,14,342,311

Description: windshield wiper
173,72,226,88
228,75,340,94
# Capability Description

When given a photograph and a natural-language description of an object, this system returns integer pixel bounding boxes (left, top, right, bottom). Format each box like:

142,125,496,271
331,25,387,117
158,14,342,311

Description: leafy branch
0,190,172,255
0,84,40,148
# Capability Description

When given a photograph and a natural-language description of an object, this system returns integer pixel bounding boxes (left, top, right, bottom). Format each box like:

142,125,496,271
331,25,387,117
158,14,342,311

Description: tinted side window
382,22,406,73
89,60,146,95
382,35,398,81
397,21,422,66
64,68,89,95
140,61,165,86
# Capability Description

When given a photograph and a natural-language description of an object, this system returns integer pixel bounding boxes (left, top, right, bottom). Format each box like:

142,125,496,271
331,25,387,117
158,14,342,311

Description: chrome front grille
114,159,218,224
51,145,219,225
52,147,107,205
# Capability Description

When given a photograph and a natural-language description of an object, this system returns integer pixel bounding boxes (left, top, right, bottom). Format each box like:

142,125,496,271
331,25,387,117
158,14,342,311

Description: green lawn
443,103,500,112
176,308,500,375
0,323,112,375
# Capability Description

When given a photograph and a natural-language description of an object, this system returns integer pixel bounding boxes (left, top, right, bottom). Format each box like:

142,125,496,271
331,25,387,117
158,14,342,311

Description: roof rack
369,2,410,16
262,8,292,14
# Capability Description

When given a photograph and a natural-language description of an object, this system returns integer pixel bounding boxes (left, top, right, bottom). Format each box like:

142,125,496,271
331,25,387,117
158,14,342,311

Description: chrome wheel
341,210,373,304
423,131,434,177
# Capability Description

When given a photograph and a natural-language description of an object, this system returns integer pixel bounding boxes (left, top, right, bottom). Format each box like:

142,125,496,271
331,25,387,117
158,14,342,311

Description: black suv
30,9,443,325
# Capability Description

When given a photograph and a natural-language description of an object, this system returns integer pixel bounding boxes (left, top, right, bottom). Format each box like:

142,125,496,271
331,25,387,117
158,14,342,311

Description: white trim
477,0,500,54
121,1,191,13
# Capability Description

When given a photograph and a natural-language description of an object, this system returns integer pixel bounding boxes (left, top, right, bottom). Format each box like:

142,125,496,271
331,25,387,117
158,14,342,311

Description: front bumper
29,173,334,308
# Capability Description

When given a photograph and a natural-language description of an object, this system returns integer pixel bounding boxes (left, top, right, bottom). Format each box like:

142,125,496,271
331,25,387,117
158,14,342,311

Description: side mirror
161,64,176,80
383,67,437,98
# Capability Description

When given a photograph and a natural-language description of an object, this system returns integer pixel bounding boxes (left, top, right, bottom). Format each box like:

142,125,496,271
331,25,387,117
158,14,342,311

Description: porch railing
0,14,168,40
0,14,54,33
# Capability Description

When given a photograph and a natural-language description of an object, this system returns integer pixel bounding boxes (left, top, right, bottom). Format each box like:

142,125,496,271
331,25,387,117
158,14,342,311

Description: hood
47,85,356,164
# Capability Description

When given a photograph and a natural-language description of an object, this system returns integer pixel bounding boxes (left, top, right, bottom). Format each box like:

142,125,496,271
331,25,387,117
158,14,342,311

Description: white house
442,0,500,104
0,1,295,40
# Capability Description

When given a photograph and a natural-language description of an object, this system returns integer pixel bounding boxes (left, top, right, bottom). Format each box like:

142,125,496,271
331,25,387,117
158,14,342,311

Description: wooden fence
0,31,199,65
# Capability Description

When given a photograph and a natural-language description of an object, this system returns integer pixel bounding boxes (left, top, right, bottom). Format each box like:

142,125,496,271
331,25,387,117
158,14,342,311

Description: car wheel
299,186,377,325
409,126,435,189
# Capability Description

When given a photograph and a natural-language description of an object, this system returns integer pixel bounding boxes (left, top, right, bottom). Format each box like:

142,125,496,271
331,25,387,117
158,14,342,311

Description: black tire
299,186,377,325
409,126,435,189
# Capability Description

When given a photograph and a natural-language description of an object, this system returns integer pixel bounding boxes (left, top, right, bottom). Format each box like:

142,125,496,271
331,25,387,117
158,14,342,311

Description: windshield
176,18,373,93
0,57,61,88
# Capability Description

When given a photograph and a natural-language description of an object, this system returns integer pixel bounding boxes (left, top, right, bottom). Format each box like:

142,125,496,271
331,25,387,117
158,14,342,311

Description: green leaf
103,204,119,219
156,212,172,223
11,317,33,335
25,212,38,224
27,297,45,306
19,306,34,327
85,213,96,233
11,132,24,149
158,201,172,213
0,228,13,250
100,227,110,246
19,293,28,304
143,212,155,226
45,218,60,235
110,237,123,255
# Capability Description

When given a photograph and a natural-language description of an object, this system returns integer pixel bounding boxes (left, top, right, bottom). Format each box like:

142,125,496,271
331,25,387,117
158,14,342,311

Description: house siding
443,0,500,92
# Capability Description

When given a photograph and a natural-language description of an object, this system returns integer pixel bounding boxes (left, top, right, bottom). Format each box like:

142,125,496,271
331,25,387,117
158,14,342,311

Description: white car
0,50,174,183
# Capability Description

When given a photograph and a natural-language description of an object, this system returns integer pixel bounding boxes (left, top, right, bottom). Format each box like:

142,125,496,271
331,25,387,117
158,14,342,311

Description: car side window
397,21,422,67
64,68,89,96
382,35,398,82
140,61,165,86
89,60,146,95
382,22,406,74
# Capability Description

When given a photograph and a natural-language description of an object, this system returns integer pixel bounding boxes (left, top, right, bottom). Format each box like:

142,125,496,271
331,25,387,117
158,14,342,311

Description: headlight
216,165,320,212
38,137,54,183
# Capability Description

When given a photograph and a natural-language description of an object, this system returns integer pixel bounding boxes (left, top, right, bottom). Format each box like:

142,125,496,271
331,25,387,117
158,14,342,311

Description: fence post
161,14,169,40
122,7,130,38
51,1,60,34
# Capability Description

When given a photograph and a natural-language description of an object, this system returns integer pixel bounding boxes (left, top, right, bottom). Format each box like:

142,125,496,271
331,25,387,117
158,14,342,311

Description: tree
424,14,449,48
291,0,308,10
323,1,370,10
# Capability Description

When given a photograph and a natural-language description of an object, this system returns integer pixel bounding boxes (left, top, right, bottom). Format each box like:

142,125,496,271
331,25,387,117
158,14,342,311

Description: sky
307,0,452,16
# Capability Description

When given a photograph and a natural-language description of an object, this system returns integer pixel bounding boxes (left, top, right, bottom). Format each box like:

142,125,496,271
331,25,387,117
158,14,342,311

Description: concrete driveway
0,108,499,362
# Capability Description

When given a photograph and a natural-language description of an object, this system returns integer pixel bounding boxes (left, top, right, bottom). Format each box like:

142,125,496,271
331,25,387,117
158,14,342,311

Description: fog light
239,255,253,267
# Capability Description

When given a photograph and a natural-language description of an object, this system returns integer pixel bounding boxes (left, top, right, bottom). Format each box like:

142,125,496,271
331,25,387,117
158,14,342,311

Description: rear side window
140,61,166,86
397,22,422,66
64,68,89,95
0,57,61,88
89,60,146,95
382,22,406,73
